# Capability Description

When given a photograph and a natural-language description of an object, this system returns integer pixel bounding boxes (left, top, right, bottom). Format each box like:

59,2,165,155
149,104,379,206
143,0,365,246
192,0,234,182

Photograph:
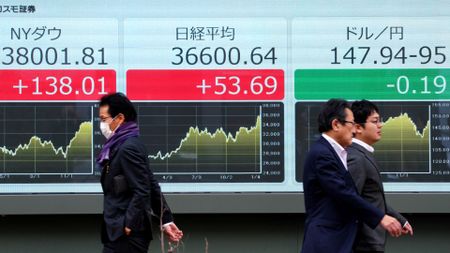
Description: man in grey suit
348,100,414,253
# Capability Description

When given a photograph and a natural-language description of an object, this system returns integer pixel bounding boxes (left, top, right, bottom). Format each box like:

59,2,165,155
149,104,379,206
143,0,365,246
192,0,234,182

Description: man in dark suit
97,93,183,253
348,100,413,253
301,99,403,253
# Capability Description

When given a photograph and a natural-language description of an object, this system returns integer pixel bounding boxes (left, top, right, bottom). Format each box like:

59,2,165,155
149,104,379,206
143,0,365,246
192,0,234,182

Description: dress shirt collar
322,133,348,170
352,138,375,153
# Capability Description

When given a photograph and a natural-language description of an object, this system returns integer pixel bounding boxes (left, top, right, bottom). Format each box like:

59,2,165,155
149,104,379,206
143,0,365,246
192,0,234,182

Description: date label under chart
0,69,116,100
127,69,284,100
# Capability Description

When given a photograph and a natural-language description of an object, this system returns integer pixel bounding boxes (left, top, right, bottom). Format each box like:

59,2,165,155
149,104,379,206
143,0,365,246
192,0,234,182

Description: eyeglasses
341,120,356,126
99,116,117,123
359,118,383,126
368,119,383,125
99,116,111,123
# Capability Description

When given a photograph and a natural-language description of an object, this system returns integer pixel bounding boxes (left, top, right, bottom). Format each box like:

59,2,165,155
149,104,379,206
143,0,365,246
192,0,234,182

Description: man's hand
124,226,131,236
402,222,414,236
380,215,402,237
163,223,183,242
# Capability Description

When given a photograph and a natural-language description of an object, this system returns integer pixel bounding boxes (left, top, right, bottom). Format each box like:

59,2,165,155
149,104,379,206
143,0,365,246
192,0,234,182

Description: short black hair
317,99,351,133
99,93,137,122
351,99,379,125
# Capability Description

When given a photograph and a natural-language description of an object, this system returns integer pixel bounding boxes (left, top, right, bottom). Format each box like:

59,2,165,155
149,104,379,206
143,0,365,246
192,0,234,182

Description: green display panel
295,69,450,100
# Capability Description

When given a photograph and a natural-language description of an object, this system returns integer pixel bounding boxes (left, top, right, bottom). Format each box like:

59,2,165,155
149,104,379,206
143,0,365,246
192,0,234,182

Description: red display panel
126,69,284,100
0,70,116,100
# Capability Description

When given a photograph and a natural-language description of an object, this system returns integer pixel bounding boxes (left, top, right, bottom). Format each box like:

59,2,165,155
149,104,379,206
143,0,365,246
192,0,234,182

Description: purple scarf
96,121,139,166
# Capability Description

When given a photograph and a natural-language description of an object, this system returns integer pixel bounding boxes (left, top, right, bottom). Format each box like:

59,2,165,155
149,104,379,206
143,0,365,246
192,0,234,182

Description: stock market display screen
0,1,449,193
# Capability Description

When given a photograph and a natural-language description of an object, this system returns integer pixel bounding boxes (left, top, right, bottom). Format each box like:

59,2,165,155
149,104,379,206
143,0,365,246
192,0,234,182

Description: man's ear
355,123,364,134
331,118,340,131
117,113,125,121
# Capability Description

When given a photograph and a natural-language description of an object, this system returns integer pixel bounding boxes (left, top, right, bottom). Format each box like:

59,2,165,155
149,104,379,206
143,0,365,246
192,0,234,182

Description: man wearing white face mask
97,93,183,253
99,115,118,139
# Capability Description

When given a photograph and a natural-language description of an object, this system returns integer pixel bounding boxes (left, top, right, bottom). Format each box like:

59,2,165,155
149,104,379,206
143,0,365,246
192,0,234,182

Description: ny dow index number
1,47,108,66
